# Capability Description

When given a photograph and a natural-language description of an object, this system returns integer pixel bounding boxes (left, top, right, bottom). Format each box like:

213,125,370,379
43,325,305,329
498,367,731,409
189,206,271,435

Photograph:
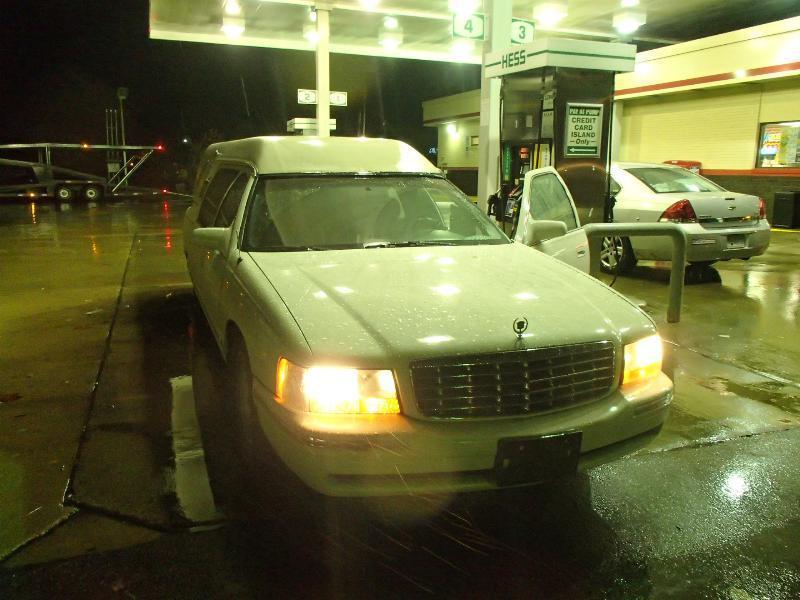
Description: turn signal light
659,199,697,223
622,335,663,386
758,197,766,220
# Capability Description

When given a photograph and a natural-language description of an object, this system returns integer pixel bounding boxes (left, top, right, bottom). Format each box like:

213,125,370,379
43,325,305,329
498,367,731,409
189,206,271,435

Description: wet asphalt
0,198,799,598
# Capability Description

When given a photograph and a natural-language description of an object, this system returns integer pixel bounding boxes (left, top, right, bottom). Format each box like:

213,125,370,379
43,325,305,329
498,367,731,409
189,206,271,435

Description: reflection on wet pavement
1,202,800,598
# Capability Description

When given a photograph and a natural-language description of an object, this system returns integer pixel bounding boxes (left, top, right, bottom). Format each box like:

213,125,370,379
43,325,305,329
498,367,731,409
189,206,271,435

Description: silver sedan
602,162,771,273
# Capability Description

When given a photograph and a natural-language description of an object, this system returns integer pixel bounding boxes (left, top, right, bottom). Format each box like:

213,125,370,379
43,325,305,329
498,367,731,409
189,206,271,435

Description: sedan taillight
758,197,766,220
659,199,697,223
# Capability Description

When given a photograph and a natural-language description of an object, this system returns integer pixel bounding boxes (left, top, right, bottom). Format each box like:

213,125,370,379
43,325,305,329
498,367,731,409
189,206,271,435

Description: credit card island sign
564,103,603,157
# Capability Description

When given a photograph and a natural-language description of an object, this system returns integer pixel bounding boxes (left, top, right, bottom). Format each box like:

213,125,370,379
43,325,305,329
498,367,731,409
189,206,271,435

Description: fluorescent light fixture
303,23,320,44
379,29,403,50
221,16,245,38
383,16,399,30
224,0,242,16
449,0,480,16
620,0,639,7
445,122,458,136
734,69,747,78
360,0,380,9
450,39,475,59
533,2,567,29
613,10,646,35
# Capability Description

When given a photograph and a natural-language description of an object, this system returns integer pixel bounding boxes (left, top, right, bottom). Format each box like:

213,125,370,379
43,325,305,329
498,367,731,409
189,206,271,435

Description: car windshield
242,175,510,251
626,167,724,193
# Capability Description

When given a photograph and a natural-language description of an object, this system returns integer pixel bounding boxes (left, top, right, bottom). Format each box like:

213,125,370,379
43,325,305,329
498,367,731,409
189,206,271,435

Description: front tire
600,236,637,274
228,336,259,472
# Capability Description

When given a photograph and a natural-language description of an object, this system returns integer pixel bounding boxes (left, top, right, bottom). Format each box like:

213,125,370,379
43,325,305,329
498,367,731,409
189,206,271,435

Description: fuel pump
482,38,636,227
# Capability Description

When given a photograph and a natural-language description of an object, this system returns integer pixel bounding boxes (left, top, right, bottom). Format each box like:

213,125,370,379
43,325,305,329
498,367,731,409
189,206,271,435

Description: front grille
410,341,616,418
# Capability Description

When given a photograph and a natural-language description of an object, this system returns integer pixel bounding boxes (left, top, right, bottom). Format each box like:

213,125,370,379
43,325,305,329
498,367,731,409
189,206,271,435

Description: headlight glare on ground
622,334,663,386
274,358,400,414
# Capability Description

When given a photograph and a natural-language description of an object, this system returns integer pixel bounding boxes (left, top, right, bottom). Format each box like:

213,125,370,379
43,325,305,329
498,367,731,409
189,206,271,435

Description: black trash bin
772,191,800,228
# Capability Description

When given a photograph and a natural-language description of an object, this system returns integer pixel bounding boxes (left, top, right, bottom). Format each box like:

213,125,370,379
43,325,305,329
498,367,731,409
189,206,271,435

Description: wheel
227,336,259,471
600,236,637,275
83,185,104,201
54,185,74,202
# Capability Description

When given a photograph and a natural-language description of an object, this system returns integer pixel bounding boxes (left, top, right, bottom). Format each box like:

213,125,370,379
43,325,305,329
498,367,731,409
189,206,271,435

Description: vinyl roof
205,135,441,174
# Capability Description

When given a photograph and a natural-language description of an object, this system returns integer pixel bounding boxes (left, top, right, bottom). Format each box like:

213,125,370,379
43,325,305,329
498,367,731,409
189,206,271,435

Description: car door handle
577,248,587,257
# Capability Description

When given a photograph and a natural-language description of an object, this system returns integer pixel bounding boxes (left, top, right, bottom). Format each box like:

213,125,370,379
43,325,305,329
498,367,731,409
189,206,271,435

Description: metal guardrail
583,223,689,323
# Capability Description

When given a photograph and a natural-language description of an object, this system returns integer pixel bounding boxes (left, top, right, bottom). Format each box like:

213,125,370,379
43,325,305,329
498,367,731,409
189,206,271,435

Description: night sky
0,0,480,173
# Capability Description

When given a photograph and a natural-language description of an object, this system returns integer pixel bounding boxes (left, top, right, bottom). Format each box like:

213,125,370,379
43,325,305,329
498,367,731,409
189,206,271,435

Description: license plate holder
494,431,582,487
727,234,746,249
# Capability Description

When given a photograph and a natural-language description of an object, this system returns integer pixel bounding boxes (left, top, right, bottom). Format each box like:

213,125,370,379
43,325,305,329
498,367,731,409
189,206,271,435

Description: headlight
622,334,663,386
275,358,400,414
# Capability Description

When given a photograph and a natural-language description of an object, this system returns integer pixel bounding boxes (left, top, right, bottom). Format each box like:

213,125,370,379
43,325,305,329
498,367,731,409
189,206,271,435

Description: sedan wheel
600,236,636,275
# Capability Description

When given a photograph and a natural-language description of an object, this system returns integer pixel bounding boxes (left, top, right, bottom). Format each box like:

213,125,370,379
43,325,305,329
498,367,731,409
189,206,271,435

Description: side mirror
524,219,568,246
191,227,229,255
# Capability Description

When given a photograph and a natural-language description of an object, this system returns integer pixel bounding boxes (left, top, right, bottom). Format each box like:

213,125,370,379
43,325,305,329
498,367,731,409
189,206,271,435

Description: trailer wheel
55,185,74,202
83,185,104,201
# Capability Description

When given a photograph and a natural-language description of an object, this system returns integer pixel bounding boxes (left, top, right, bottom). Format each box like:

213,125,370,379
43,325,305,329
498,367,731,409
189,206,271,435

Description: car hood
249,243,654,364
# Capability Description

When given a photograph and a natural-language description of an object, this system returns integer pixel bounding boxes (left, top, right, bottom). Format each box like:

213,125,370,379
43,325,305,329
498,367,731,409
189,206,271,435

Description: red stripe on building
615,61,800,97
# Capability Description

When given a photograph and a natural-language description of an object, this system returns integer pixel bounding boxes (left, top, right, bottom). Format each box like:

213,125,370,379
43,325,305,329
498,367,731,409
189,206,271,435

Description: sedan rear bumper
630,220,771,263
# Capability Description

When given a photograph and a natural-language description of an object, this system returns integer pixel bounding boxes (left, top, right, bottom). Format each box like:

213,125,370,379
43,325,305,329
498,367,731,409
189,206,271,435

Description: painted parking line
170,375,223,524
771,228,800,233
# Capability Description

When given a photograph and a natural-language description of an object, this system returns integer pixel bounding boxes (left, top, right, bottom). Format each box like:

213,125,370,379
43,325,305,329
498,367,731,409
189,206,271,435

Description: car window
529,173,578,231
198,168,238,226
0,165,37,185
626,167,723,193
214,173,249,227
242,176,509,251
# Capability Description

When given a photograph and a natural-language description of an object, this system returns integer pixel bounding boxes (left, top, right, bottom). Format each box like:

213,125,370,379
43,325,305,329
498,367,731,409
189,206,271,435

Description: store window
757,121,800,168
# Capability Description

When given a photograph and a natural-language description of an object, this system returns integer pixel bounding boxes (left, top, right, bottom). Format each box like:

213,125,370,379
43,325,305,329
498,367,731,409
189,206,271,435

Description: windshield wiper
363,240,464,248
257,245,330,252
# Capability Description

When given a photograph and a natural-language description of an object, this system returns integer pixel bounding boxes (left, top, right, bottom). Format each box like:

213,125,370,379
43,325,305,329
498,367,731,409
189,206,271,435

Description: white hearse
183,136,672,497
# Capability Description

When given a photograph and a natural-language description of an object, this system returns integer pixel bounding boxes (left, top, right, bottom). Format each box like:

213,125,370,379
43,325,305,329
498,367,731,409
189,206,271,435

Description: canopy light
613,10,646,35
450,39,475,59
379,29,403,50
533,2,568,29
620,0,639,7
449,0,480,16
221,15,245,38
224,0,242,16
303,23,320,44
360,0,380,9
383,16,399,30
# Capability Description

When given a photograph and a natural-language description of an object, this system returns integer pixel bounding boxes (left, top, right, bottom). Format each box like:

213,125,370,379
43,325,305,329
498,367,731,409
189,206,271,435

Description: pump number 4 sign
564,103,603,157
452,13,485,40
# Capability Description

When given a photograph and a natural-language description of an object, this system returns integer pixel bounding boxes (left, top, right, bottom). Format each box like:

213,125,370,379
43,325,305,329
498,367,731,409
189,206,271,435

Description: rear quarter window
198,168,238,226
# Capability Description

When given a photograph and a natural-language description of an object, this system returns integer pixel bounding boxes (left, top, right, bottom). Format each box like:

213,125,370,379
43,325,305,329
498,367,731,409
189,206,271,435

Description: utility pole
117,87,129,186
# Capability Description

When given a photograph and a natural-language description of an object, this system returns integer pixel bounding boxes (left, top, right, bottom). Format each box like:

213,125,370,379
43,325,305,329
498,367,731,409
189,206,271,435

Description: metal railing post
582,223,688,323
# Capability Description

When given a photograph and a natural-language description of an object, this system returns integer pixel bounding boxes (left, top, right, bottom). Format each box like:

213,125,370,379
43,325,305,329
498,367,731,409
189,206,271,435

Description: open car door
514,167,589,273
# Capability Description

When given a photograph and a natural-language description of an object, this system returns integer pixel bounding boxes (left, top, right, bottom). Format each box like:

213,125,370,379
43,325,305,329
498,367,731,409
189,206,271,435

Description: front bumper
251,373,673,497
631,221,771,262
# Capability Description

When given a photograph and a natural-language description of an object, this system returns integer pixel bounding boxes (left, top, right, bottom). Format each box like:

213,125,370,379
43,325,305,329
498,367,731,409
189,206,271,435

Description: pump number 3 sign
564,103,603,157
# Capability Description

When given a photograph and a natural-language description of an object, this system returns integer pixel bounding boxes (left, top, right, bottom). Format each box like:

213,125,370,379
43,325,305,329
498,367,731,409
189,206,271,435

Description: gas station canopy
149,0,683,64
